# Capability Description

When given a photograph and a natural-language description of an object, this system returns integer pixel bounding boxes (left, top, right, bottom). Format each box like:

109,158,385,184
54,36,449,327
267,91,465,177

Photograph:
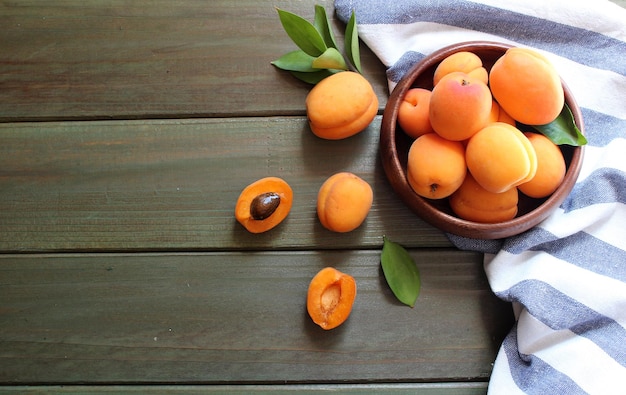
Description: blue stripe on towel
502,327,587,394
581,109,626,147
497,280,626,366
335,0,626,74
564,168,626,211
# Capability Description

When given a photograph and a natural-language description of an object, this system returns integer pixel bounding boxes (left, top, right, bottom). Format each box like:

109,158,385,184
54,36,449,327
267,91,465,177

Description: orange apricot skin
450,173,519,223
397,88,434,138
317,172,373,233
489,47,564,125
429,72,492,141
407,133,466,199
235,177,293,233
433,51,488,86
518,132,566,198
466,123,537,194
489,99,516,126
306,71,379,140
307,267,357,330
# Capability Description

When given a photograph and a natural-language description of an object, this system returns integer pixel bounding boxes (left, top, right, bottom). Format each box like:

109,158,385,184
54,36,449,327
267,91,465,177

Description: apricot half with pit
307,267,357,330
235,177,293,233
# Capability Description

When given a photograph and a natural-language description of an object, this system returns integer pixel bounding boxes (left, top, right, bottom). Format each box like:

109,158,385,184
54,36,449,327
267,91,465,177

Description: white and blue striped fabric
335,0,626,393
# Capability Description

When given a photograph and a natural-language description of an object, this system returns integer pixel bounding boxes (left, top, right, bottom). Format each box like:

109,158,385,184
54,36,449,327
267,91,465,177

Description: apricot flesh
306,71,378,140
489,47,564,125
466,122,537,194
307,267,357,330
518,132,566,198
407,133,466,199
429,72,492,141
450,173,519,223
235,177,293,233
317,172,373,232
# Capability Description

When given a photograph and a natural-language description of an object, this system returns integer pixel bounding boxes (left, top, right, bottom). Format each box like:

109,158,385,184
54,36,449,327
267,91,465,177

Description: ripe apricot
235,177,293,233
488,99,516,126
433,51,488,86
429,72,492,141
489,47,564,125
518,132,566,198
466,122,537,193
397,88,434,138
306,71,378,140
407,133,466,199
307,267,357,330
450,173,519,223
317,172,373,232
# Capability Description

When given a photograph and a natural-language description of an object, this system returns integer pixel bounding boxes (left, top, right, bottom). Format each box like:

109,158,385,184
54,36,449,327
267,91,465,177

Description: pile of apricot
398,48,567,223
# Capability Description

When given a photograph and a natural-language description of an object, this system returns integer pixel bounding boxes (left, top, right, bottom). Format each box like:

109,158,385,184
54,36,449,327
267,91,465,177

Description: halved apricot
307,267,357,330
235,177,293,233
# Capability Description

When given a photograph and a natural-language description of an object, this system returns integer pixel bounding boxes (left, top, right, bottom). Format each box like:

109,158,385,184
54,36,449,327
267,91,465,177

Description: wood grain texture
0,117,452,252
0,250,513,384
0,0,387,122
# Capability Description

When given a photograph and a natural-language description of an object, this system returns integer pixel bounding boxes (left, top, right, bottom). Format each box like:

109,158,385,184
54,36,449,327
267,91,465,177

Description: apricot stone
466,122,537,194
429,72,492,141
306,71,378,140
407,133,467,199
489,47,564,125
317,172,373,232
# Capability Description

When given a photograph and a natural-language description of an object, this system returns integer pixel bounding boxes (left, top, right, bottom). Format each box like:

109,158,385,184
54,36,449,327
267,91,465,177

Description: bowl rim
380,40,585,239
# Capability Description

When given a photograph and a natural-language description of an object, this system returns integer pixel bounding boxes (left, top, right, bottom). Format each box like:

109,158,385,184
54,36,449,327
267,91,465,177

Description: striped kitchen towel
334,0,626,393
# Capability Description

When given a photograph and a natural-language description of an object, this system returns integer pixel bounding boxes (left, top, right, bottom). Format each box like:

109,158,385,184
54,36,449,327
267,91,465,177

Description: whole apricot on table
433,51,488,86
518,132,566,198
489,47,564,125
397,88,434,139
235,177,293,233
429,72,492,141
307,267,357,330
317,172,373,233
407,133,466,199
305,71,378,140
466,122,537,194
449,173,519,223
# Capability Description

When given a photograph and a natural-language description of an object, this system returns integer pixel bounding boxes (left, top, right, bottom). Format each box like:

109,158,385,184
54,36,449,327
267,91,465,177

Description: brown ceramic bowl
380,41,585,239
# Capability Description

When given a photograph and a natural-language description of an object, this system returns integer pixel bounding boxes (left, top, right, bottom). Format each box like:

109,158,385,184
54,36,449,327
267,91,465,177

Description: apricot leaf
314,4,338,49
312,48,348,70
271,50,318,72
531,104,587,146
344,10,362,73
277,8,327,57
289,69,338,84
380,237,421,308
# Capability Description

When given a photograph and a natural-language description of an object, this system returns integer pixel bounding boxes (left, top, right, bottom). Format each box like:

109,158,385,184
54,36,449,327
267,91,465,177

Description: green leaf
311,47,348,70
277,8,327,57
289,69,338,85
271,50,317,72
380,237,421,308
344,10,362,73
313,5,338,49
530,104,587,146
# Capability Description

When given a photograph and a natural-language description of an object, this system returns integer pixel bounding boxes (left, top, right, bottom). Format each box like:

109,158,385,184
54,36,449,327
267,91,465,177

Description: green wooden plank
0,117,452,252
0,0,387,122
0,383,488,394
0,250,513,384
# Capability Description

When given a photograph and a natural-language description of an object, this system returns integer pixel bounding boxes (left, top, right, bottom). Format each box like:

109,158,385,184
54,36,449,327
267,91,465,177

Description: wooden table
1,1,623,393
